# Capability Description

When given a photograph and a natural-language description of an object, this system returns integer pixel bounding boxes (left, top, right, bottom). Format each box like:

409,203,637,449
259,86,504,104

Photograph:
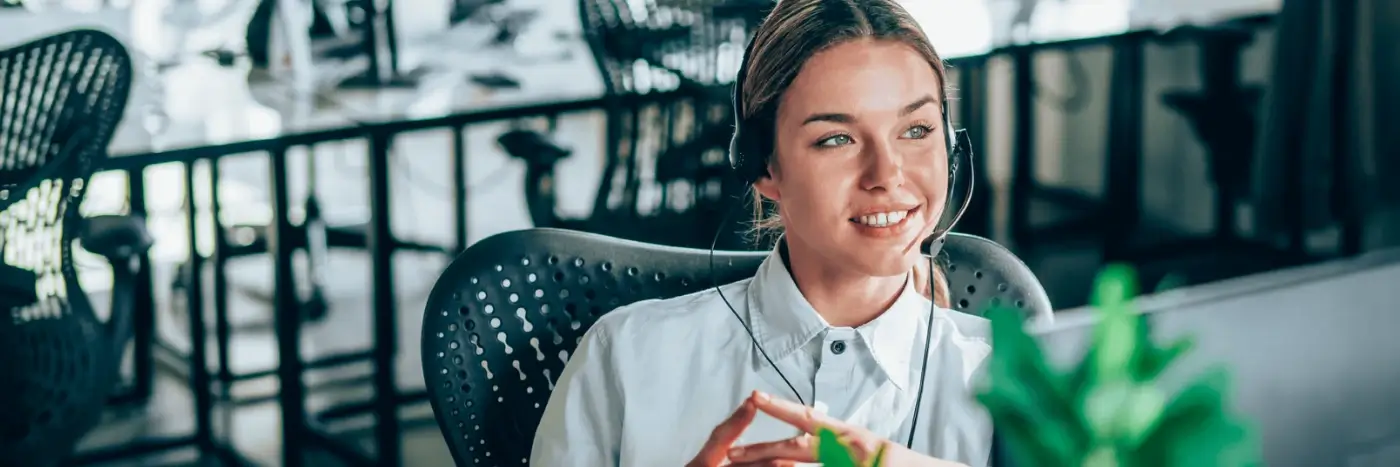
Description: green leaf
1091,263,1140,308
1134,332,1193,382
977,397,1080,467
1155,273,1186,293
982,308,1090,447
815,426,859,467
1082,381,1167,448
1132,368,1258,467
1082,447,1119,467
1091,264,1142,383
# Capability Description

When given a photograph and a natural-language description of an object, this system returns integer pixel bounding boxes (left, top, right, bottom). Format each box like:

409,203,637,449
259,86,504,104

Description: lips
849,206,920,229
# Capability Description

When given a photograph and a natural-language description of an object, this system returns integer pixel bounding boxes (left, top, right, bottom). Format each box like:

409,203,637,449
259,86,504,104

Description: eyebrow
801,94,940,125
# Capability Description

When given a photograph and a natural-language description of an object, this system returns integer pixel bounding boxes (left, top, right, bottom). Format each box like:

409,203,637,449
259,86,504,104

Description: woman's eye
817,134,853,147
902,125,933,139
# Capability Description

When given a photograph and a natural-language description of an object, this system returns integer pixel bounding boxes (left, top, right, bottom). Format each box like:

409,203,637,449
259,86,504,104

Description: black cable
708,193,805,405
705,188,938,450
904,253,938,448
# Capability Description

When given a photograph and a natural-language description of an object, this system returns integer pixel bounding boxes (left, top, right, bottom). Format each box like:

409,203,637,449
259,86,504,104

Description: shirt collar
745,245,931,390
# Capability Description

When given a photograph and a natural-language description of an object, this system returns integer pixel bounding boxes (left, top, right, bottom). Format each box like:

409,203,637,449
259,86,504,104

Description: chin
846,249,922,278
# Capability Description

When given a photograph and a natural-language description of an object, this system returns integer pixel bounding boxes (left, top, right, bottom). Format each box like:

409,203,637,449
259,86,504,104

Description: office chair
421,228,1052,466
492,0,763,250
0,29,145,467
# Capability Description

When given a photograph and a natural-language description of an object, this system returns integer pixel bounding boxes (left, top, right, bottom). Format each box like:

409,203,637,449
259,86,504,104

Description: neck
781,241,907,328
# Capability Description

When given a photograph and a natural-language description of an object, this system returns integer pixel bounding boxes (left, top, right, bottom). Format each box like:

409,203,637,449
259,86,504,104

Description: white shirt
530,247,994,466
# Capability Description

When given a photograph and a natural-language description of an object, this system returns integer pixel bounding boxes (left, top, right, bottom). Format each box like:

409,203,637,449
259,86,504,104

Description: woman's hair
740,0,952,307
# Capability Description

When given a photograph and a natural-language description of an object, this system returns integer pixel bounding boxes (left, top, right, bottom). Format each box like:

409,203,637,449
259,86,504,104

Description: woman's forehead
779,39,942,119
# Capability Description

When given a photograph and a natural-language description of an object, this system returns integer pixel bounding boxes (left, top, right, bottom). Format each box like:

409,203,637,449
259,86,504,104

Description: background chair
420,228,1052,466
499,0,763,250
0,29,146,467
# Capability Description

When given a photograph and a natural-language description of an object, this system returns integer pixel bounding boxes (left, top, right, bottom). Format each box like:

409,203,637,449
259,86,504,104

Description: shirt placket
812,328,860,419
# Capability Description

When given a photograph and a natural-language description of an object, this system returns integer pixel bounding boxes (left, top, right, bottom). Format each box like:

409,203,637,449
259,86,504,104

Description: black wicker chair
494,0,766,250
0,29,145,467
421,228,1052,466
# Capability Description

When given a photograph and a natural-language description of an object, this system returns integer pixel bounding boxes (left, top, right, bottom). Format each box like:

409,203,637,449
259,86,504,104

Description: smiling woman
529,1,994,466
741,4,955,311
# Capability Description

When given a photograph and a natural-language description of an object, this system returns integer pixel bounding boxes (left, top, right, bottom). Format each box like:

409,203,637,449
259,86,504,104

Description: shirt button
829,340,847,355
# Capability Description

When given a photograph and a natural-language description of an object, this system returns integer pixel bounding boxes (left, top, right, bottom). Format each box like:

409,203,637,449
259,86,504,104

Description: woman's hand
726,391,969,467
685,396,760,467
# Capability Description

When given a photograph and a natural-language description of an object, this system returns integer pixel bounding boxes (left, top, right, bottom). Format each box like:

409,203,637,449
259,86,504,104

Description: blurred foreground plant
812,265,1256,466
975,264,1259,466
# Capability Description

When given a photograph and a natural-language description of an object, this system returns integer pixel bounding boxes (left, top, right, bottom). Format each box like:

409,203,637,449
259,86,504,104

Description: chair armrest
497,129,572,167
79,214,154,262
79,215,151,355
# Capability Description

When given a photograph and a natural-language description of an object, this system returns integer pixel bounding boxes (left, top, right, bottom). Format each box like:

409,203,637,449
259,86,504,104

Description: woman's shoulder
935,307,992,344
930,308,994,381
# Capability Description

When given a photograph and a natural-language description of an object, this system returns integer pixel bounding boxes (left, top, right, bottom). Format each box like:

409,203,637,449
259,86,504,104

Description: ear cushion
728,98,748,176
728,122,764,183
926,128,976,256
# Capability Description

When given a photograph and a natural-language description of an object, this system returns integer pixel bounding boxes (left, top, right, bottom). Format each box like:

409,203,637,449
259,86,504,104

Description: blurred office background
0,0,1395,465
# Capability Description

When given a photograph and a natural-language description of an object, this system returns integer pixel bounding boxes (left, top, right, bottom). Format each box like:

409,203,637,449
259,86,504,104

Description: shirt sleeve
530,324,624,466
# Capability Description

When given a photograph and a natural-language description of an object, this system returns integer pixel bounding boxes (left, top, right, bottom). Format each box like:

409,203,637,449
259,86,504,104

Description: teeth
855,210,909,227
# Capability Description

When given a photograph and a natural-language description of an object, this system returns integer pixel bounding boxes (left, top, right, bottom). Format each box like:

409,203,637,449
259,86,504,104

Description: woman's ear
753,176,781,202
753,164,781,201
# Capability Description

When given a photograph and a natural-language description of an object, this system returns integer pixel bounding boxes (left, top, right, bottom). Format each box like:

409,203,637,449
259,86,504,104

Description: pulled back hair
739,0,952,307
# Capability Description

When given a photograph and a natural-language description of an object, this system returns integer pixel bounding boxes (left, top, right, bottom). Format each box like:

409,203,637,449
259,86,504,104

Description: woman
531,0,990,465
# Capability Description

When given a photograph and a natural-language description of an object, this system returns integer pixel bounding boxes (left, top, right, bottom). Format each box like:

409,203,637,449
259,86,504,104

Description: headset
708,14,978,451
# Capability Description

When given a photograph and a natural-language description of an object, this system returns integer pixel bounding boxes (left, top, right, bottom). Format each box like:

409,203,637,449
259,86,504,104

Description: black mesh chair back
0,29,134,467
422,228,1052,466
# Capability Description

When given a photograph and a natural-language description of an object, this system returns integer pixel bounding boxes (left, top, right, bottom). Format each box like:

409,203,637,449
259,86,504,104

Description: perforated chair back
422,228,1050,466
0,29,133,467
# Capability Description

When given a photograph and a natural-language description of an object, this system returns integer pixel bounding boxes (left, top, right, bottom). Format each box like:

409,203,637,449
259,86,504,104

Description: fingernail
754,391,770,402
729,446,744,457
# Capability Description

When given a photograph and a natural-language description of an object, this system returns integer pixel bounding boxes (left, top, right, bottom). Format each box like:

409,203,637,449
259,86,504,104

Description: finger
727,434,817,464
693,399,759,466
709,398,759,446
727,460,799,467
750,391,847,435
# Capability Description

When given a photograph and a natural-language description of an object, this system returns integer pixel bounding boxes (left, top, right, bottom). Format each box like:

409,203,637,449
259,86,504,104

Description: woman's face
755,38,948,278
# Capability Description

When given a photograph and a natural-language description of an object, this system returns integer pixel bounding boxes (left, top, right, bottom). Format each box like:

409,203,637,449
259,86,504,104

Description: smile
849,206,919,229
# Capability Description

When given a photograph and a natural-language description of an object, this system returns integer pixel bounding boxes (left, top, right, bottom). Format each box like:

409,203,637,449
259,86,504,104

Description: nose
859,140,904,191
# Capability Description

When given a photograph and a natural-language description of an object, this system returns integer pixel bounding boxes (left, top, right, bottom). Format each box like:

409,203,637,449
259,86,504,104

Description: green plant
976,264,1260,466
812,266,1255,466
814,427,887,467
